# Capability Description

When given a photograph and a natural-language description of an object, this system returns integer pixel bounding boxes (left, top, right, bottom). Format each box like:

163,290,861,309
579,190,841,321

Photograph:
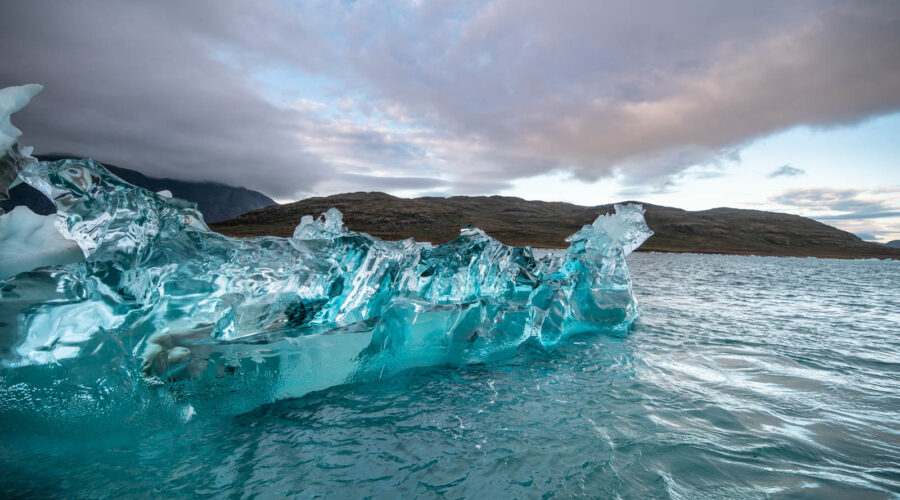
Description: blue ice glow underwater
0,86,651,422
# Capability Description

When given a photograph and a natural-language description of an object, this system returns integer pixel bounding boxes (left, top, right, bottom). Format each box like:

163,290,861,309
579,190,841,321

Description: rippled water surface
2,253,898,498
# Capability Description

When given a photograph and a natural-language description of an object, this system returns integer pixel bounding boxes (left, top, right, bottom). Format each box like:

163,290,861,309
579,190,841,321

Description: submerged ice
0,87,652,422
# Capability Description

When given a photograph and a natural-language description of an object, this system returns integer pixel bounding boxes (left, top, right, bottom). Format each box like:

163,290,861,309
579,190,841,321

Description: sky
1,0,898,241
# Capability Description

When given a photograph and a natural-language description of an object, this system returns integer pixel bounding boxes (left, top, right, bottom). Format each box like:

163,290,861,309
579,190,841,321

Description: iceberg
0,84,42,204
0,86,652,424
0,85,84,280
0,205,83,280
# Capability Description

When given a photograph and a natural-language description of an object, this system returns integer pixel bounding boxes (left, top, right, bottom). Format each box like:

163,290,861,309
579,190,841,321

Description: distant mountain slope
886,240,900,249
0,155,276,223
211,192,900,259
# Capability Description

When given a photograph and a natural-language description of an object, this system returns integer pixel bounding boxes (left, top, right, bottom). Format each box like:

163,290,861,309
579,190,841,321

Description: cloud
815,211,900,221
771,187,900,220
821,218,899,243
0,1,332,198
338,174,449,191
312,174,449,196
767,165,806,178
323,0,900,184
617,178,678,198
771,187,900,242
1,1,899,200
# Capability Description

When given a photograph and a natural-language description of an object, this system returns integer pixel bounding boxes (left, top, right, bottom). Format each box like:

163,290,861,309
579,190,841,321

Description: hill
211,192,900,259
0,155,276,223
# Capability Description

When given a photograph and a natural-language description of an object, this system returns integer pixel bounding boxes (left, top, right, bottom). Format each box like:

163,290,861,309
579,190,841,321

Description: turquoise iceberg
0,86,651,423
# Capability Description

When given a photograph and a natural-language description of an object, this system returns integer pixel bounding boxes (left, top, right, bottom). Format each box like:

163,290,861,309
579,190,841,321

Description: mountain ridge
211,191,900,259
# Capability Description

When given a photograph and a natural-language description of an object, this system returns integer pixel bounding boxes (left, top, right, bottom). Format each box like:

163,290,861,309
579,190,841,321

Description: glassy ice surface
1,158,651,423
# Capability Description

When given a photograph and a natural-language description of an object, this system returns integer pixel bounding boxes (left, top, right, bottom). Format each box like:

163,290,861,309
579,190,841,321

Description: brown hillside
211,192,900,259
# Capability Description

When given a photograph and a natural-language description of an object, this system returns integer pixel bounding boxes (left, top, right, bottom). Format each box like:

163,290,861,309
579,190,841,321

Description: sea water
2,252,897,498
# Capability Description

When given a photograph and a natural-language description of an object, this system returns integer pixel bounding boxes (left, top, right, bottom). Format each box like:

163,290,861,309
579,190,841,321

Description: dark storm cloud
1,0,899,200
767,165,806,178
0,1,333,198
